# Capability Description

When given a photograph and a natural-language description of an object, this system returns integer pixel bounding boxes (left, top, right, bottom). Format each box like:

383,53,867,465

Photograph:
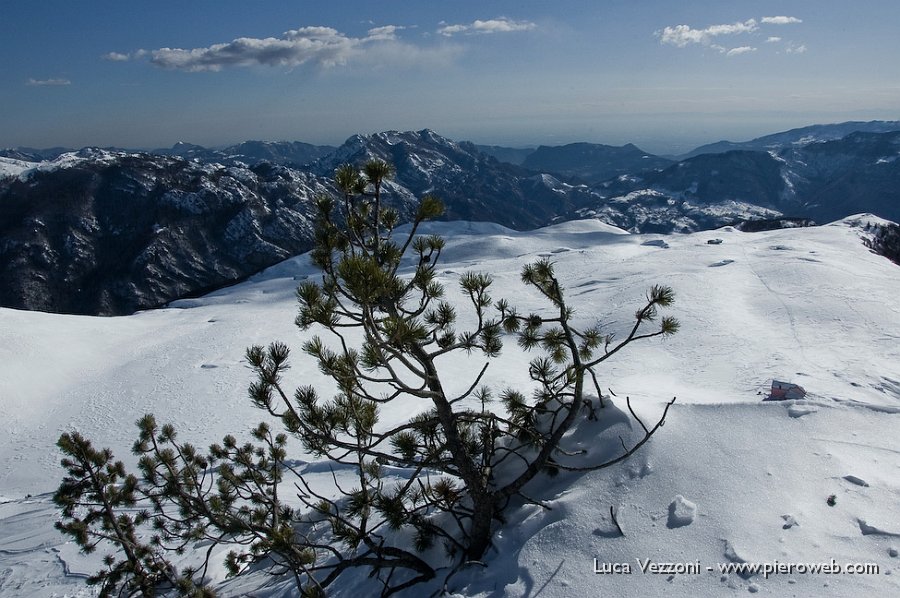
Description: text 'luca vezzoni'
594,558,703,575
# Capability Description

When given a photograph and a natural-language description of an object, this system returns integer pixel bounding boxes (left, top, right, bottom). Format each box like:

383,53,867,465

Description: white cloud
658,19,758,47
436,24,465,37
658,15,805,57
786,43,808,54
102,52,131,62
437,17,536,37
25,78,71,86
659,25,706,47
137,25,455,72
726,46,757,56
366,25,404,41
705,20,759,36
761,16,802,25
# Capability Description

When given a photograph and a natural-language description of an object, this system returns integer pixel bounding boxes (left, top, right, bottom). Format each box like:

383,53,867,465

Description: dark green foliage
732,217,816,232
55,159,679,596
864,221,900,266
54,431,213,597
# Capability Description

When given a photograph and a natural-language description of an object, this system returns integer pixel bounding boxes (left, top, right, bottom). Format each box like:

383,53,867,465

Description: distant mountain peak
521,142,671,183
682,120,900,159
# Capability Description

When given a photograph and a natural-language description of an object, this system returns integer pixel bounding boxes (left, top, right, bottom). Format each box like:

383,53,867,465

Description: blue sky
2,0,899,154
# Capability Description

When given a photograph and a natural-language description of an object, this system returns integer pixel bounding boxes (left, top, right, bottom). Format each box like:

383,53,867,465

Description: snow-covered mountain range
593,130,900,228
521,141,674,183
150,139,337,168
2,122,900,315
680,120,900,159
1,215,898,597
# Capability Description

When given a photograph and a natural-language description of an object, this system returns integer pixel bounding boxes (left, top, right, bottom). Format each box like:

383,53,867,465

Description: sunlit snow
1,215,898,596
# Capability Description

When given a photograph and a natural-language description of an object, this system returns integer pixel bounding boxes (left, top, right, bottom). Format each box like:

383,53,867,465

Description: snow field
1,215,898,596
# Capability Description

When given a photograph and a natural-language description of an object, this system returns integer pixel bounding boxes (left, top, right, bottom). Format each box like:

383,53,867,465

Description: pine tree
258,157,678,570
55,158,678,595
54,431,213,597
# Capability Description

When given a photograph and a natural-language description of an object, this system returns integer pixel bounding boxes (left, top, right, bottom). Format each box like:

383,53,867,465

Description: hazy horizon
3,1,899,155
6,114,900,157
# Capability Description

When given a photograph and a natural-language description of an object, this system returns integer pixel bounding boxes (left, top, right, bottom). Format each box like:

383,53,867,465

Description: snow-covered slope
0,156,36,179
1,216,898,596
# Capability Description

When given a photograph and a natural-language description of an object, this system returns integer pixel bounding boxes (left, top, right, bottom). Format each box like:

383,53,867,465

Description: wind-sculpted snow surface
0,215,898,596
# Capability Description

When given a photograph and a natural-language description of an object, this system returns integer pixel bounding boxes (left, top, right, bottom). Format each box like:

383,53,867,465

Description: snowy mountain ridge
3,125,900,315
681,120,900,158
0,151,330,315
593,131,900,229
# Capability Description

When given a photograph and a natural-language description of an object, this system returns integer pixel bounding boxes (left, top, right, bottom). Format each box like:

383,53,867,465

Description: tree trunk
466,498,496,560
